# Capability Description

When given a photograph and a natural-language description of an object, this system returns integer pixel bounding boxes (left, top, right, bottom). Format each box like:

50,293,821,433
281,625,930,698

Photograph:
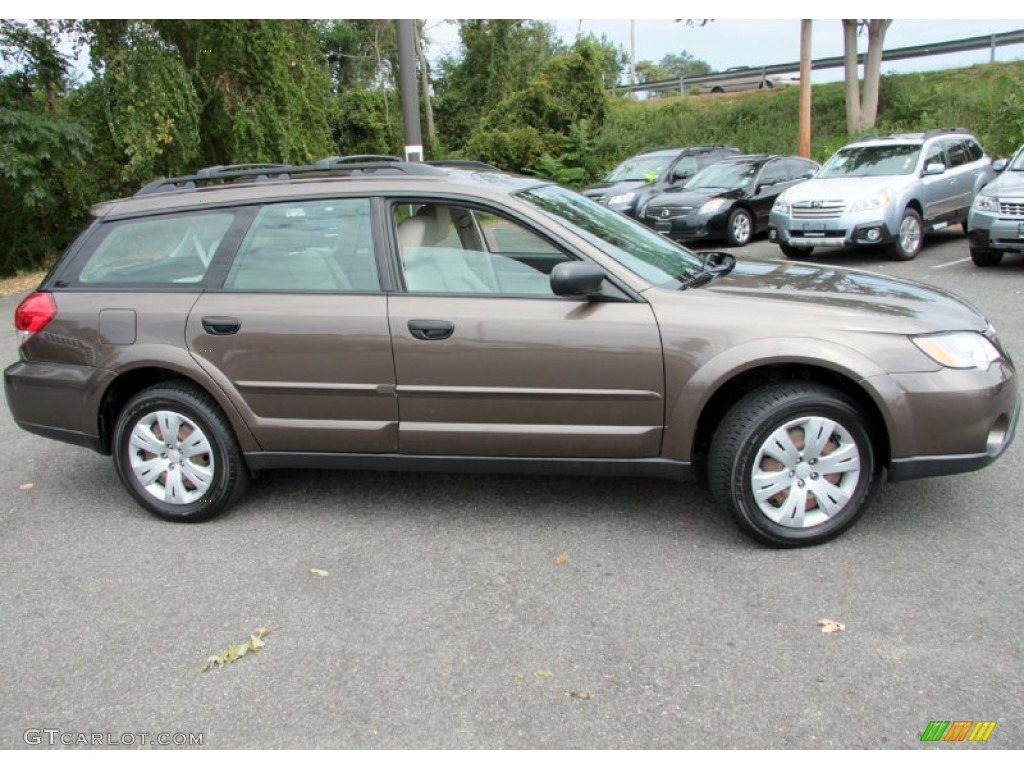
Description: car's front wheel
708,382,878,547
112,382,249,522
726,208,754,247
969,245,1004,267
885,208,923,261
779,243,814,259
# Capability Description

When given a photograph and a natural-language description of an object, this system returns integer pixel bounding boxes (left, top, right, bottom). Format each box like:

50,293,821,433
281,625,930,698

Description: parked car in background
769,128,998,260
705,67,799,94
581,145,741,218
967,145,1020,266
5,157,1019,546
638,154,819,246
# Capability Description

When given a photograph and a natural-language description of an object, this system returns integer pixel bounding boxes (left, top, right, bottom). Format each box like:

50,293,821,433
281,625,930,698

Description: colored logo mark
921,721,997,742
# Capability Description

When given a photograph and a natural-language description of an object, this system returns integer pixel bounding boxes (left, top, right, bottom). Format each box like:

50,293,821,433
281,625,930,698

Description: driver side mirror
551,262,606,299
924,162,946,176
993,158,1008,173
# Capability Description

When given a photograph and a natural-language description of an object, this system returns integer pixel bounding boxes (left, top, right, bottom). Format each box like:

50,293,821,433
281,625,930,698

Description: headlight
699,197,728,214
847,190,892,213
772,197,790,214
607,191,636,206
912,332,1001,370
973,194,998,212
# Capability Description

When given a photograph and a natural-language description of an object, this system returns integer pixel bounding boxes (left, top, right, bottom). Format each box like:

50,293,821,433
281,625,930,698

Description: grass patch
0,270,46,298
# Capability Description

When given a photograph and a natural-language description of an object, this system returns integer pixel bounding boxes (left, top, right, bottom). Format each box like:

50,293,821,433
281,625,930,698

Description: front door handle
408,319,454,341
201,316,241,335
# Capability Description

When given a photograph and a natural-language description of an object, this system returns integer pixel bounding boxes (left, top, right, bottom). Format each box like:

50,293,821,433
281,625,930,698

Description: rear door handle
201,316,241,335
408,319,454,341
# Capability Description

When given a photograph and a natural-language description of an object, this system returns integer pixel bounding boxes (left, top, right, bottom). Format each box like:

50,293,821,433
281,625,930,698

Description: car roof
847,128,974,148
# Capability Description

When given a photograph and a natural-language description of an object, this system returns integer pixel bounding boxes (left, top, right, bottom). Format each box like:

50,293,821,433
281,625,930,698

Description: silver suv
769,129,997,260
967,144,1021,266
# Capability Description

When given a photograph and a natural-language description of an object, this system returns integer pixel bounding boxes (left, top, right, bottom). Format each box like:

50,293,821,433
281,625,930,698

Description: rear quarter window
77,212,234,285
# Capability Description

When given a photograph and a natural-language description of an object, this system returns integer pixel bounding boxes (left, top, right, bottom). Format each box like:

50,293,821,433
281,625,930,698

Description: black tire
779,243,814,259
708,382,878,547
969,245,1003,267
726,208,754,247
710,86,724,94
112,382,249,522
884,208,923,261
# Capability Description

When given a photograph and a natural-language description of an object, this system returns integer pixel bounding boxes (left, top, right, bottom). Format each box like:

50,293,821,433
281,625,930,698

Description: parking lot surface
2,229,1022,749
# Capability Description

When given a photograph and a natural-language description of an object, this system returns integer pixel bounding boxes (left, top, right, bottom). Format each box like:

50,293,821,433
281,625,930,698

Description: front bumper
769,209,895,249
873,360,1020,481
641,211,728,241
967,212,1024,253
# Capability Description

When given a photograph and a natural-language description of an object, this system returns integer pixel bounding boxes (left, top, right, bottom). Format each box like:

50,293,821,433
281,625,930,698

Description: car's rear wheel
708,382,878,547
885,208,923,261
112,382,248,522
726,208,754,247
779,243,814,259
969,245,1004,267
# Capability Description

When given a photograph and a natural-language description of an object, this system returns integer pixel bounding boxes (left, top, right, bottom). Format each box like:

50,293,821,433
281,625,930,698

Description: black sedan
638,155,819,246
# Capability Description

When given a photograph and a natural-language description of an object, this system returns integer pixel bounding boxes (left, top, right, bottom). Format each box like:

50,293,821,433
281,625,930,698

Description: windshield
516,185,703,286
604,154,674,183
1010,146,1024,171
818,144,921,178
685,161,758,190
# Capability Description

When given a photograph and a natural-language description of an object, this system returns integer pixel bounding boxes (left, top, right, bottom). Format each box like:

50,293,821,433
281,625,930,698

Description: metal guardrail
617,28,1024,95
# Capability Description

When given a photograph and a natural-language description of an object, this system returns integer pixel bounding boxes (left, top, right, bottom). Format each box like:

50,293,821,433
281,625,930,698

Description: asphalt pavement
2,229,1022,749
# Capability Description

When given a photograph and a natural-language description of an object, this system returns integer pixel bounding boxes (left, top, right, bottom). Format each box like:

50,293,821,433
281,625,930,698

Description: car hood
981,169,1024,197
649,257,987,336
647,187,737,207
782,176,906,204
581,180,648,199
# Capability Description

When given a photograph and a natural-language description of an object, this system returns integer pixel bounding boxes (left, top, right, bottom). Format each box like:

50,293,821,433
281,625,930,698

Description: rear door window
224,199,379,292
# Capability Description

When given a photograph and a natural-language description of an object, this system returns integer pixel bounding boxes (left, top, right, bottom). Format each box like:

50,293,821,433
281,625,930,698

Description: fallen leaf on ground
202,627,273,671
309,568,329,577
555,552,569,565
818,619,845,633
566,691,592,700
534,669,553,678
19,483,33,491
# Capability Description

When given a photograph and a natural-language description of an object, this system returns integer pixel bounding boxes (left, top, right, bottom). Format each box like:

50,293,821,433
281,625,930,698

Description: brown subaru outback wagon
5,157,1020,546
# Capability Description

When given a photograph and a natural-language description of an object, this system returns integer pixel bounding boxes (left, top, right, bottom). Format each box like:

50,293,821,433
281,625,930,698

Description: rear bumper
5,360,113,454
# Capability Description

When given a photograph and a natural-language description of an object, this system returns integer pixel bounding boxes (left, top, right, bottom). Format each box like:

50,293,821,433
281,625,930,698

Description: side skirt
244,451,692,481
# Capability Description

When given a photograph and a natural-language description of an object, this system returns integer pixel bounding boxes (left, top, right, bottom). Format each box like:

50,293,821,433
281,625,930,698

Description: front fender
661,336,897,461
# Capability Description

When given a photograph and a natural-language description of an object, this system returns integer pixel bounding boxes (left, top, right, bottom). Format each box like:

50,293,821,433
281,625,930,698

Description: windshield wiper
677,251,736,290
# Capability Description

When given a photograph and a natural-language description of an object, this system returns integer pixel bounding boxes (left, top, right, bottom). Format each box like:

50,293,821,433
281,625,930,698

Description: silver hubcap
129,410,215,505
750,416,861,528
732,213,751,243
899,215,921,254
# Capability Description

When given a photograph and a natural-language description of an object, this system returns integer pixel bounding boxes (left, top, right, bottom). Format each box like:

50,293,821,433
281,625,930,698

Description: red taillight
14,291,56,339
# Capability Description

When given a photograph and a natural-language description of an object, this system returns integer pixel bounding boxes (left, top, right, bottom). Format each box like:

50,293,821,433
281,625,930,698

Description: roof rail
424,159,501,171
313,154,402,169
135,155,446,196
195,163,293,178
922,127,971,139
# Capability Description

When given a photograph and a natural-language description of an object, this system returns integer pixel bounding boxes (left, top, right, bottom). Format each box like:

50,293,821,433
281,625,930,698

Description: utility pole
798,20,812,158
629,20,636,92
396,19,423,161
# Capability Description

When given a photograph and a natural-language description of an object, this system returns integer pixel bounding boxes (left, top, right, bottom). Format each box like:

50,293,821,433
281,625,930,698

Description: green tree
0,20,91,274
432,20,565,150
152,20,334,166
